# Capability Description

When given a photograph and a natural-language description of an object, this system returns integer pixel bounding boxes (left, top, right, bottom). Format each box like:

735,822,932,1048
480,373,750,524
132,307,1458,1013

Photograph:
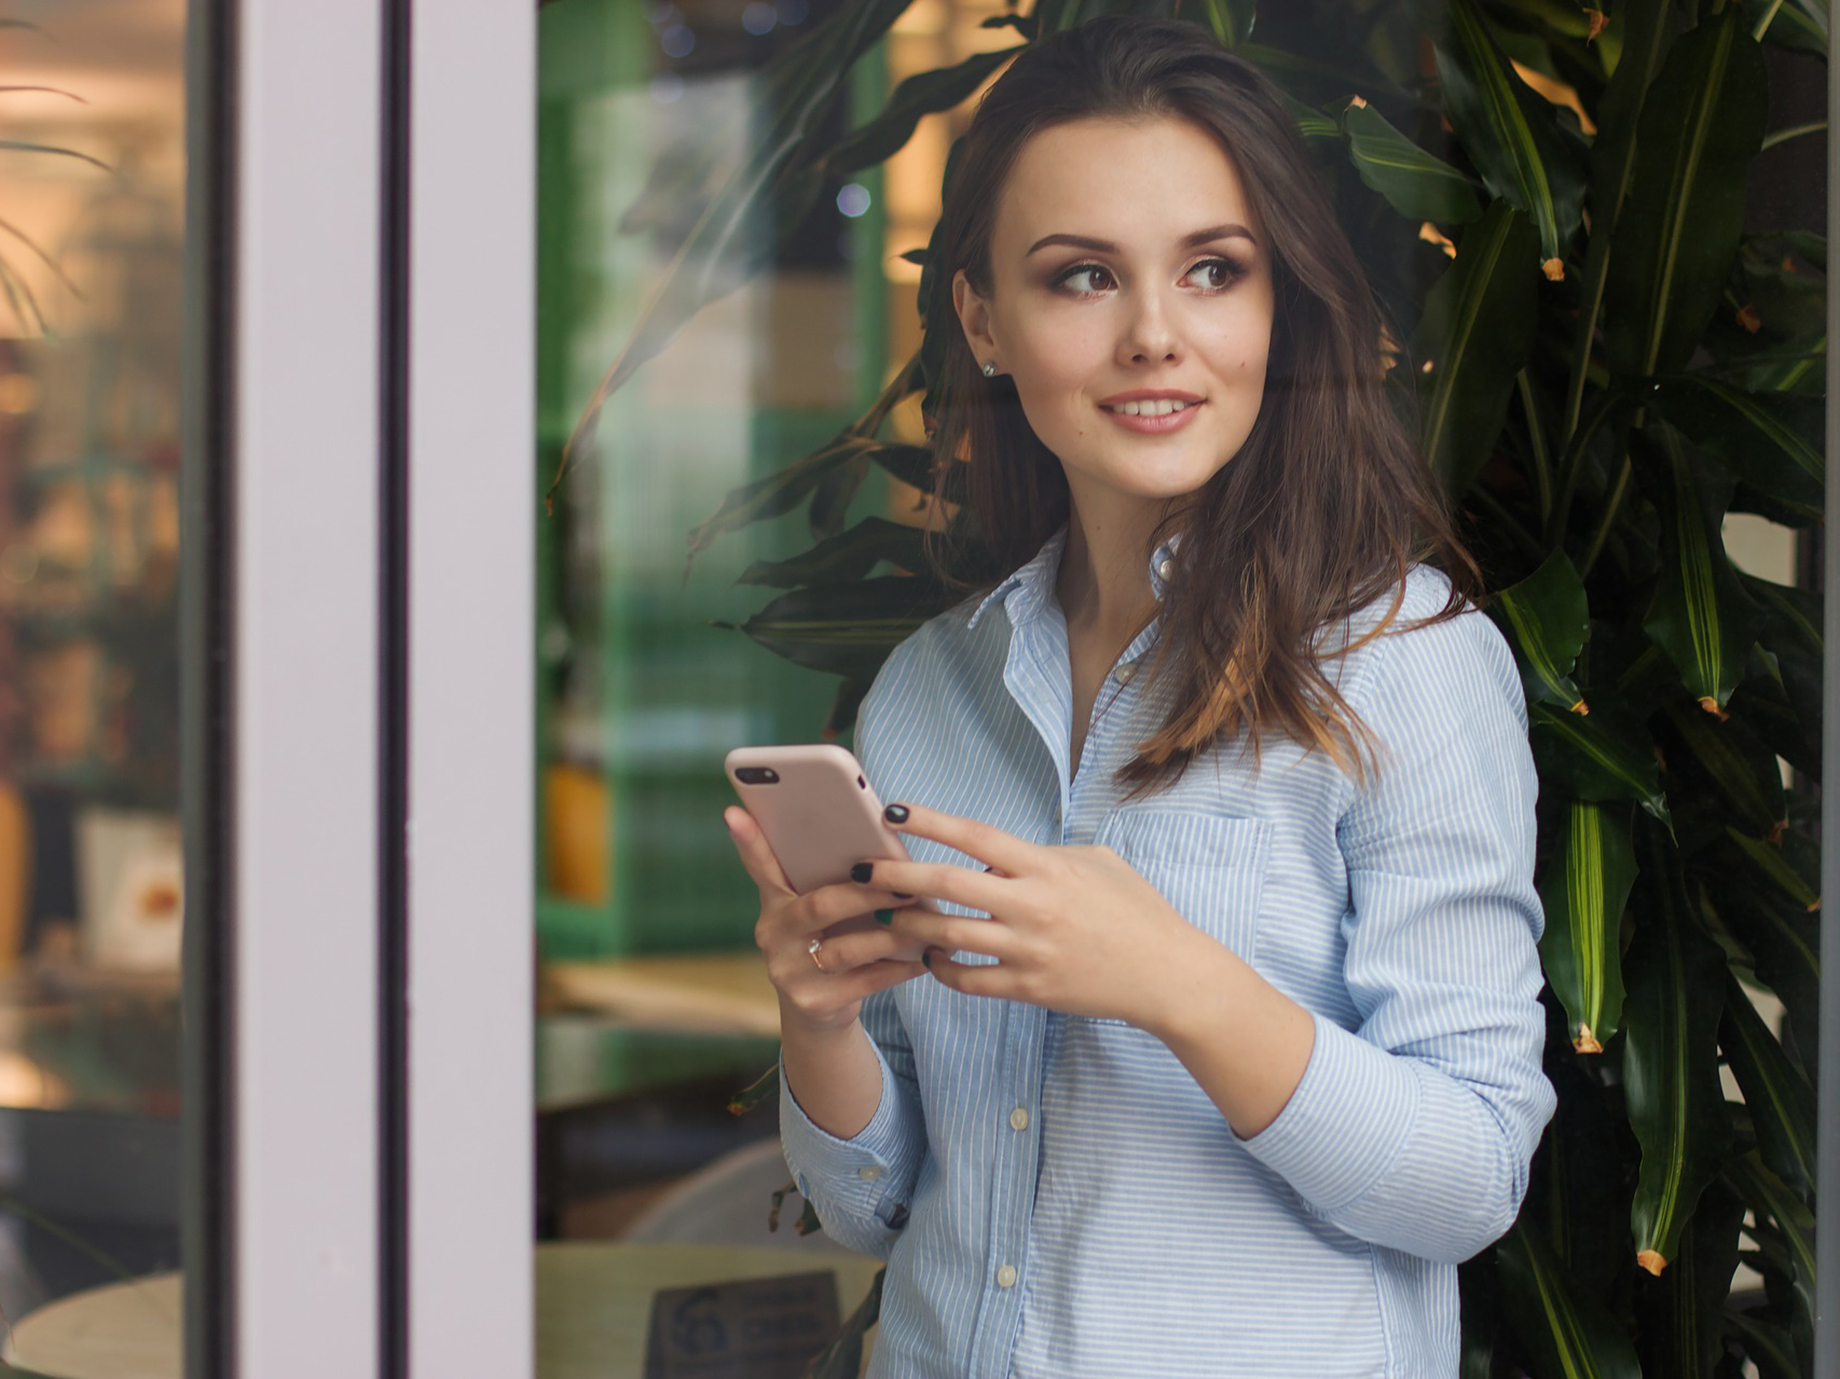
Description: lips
1098,390,1204,432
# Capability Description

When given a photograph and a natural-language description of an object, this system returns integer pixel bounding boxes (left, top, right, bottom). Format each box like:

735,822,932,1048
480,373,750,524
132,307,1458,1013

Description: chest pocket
1091,809,1274,968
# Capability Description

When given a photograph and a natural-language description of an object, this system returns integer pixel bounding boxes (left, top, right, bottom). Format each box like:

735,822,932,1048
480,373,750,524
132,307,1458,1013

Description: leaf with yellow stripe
1495,1222,1642,1379
1407,0,1587,270
1539,802,1635,1053
1601,6,1767,377
1623,825,1731,1275
1637,423,1759,716
1491,551,1590,713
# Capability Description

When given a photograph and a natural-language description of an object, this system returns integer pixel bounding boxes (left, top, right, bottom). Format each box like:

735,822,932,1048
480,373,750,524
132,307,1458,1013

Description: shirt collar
965,524,1184,631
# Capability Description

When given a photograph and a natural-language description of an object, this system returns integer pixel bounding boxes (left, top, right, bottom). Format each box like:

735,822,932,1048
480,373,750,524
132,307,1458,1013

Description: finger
724,807,795,899
849,857,1010,916
785,958,926,1015
891,909,1018,963
882,801,1042,876
809,922,931,971
921,947,1009,999
797,882,919,936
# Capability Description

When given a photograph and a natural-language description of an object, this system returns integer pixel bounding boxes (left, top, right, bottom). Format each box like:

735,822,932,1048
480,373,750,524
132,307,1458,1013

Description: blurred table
2,1242,882,1379
541,950,779,1039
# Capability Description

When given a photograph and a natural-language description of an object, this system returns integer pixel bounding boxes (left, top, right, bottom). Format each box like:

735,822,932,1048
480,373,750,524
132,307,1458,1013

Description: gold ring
807,937,829,974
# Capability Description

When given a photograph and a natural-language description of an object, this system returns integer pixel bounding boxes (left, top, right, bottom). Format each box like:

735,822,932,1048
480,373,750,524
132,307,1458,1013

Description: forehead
992,115,1259,248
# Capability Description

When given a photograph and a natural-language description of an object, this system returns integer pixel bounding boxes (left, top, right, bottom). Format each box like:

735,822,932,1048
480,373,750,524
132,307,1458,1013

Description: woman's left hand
858,801,1206,1032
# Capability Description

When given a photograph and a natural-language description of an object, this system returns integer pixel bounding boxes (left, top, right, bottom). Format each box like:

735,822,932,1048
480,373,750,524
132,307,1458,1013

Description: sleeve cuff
778,1046,923,1231
1238,1011,1423,1213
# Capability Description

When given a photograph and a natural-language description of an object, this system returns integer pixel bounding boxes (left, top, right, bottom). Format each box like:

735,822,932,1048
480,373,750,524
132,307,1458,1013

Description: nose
1118,286,1180,366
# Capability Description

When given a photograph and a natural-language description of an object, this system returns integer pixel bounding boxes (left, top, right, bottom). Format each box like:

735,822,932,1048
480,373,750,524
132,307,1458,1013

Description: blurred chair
621,1138,852,1255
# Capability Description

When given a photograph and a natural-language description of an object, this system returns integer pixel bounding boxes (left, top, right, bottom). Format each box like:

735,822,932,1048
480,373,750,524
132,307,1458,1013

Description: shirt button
1114,661,1136,684
1156,557,1175,582
996,1264,1018,1289
858,1165,883,1182
1009,1106,1030,1132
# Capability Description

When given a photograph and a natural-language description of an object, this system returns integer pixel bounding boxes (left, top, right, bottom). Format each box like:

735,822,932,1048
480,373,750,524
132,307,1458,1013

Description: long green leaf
1529,701,1668,822
685,434,880,562
1623,830,1730,1275
1721,974,1815,1192
1413,200,1542,495
1662,701,1786,841
1539,802,1636,1052
1602,7,1768,377
1725,1152,1814,1296
1495,1221,1643,1379
826,46,1024,177
718,577,950,680
1491,550,1590,712
1409,0,1587,270
1637,423,1759,715
1340,100,1482,225
1557,0,1670,451
1648,379,1823,516
1634,1179,1745,1379
737,517,929,589
1725,826,1820,912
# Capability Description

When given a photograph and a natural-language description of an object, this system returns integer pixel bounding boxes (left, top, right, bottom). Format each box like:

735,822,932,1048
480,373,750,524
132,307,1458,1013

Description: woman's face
954,116,1276,520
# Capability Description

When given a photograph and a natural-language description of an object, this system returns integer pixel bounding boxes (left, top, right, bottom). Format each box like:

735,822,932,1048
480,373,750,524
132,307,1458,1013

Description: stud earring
981,362,997,378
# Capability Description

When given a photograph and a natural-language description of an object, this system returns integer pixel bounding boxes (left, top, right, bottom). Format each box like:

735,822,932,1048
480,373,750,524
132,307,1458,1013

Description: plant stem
1761,121,1826,152
1752,0,1786,41
1516,369,1553,525
1578,456,1633,579
1548,390,1621,547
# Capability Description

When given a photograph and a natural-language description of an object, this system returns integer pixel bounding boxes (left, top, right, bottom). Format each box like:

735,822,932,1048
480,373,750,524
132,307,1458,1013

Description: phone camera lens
735,767,779,785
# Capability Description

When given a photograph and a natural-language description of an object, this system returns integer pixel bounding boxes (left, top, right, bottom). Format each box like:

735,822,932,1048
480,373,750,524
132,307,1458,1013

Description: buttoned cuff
778,1047,924,1234
1237,1011,1422,1214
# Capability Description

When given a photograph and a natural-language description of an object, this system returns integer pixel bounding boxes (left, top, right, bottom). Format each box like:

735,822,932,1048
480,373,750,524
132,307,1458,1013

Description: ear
952,270,998,363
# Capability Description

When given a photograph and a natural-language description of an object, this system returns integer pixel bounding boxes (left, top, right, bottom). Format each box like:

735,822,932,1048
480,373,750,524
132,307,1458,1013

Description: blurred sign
644,1270,841,1379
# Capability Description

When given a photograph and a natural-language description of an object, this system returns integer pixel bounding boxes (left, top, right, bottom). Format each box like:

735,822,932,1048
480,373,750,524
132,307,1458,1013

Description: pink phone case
725,743,916,896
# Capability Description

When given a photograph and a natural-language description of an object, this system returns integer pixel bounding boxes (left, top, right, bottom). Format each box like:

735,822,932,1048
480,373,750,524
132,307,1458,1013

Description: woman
724,17,1553,1377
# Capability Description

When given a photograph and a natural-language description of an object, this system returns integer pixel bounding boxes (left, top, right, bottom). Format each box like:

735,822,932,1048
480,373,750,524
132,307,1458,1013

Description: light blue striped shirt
780,526,1555,1377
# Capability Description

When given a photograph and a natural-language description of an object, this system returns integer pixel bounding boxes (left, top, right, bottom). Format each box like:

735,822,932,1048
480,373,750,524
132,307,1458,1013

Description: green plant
579,1,1827,1373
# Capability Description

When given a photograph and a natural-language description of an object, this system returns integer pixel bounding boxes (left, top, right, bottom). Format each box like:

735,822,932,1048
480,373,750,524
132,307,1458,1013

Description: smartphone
724,744,918,897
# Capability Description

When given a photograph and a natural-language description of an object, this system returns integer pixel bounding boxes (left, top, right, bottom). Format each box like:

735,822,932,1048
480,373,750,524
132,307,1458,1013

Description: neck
1055,499,1165,643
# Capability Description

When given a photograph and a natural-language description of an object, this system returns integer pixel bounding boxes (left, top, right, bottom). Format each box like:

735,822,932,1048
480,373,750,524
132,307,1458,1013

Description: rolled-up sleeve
779,991,928,1259
1239,605,1556,1264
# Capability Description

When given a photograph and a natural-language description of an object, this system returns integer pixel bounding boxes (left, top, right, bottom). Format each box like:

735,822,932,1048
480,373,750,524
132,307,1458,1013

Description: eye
1052,262,1115,295
1186,257,1248,291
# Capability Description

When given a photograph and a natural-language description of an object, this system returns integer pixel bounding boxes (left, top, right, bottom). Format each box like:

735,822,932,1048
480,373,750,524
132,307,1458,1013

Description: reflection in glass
0,0,188,1357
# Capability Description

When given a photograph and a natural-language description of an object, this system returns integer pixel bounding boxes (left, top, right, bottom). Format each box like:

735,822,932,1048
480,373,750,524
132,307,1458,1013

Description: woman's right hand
724,806,927,1035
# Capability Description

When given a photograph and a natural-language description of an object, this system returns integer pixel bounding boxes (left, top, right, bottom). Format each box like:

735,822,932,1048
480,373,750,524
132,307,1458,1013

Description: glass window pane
0,1,189,1373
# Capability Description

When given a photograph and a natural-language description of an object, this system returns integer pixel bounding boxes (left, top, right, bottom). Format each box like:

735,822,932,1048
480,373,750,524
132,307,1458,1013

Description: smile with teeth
1101,398,1199,416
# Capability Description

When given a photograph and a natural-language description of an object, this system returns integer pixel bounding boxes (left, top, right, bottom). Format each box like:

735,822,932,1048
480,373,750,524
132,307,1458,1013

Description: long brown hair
921,16,1480,792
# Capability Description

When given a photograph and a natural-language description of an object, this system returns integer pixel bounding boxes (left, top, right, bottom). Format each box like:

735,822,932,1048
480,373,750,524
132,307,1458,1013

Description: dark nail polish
884,804,909,824
850,862,874,884
921,950,932,969
875,909,894,926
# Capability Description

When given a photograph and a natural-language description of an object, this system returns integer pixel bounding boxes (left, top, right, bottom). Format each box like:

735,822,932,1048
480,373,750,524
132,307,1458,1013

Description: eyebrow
1024,224,1257,256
